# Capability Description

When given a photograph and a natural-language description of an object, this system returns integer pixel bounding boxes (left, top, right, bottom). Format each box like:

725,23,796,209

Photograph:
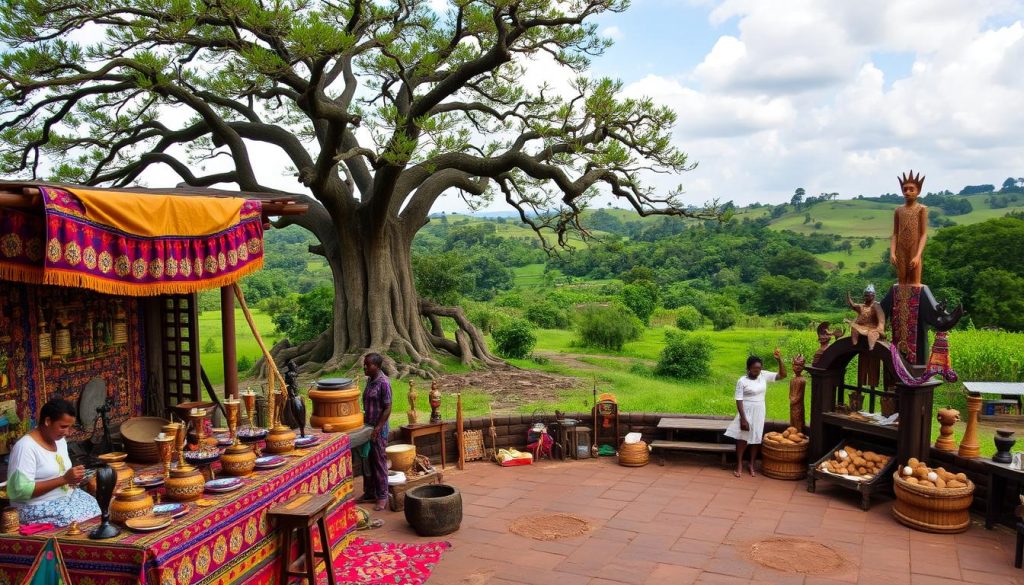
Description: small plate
134,473,164,487
254,455,286,469
205,478,242,489
152,503,189,518
216,436,234,447
125,515,173,532
294,436,319,448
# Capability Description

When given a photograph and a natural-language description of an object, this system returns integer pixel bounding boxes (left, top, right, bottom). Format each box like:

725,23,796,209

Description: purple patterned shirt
362,373,393,433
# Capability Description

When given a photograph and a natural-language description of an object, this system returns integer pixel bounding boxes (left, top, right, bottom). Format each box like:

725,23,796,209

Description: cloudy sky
436,0,1024,211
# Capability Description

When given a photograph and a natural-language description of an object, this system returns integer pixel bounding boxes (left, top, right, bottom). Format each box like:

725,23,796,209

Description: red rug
317,537,450,584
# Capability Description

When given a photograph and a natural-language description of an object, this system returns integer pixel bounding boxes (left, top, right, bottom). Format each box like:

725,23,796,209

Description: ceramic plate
294,436,319,448
206,483,243,494
134,473,164,487
205,478,242,488
216,436,233,447
125,515,173,532
152,503,187,518
254,455,286,469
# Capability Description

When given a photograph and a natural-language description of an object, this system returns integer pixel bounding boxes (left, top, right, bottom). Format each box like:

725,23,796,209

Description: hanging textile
0,186,263,296
890,332,958,386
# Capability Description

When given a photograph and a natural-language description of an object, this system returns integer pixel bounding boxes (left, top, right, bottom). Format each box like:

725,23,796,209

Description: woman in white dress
725,349,786,477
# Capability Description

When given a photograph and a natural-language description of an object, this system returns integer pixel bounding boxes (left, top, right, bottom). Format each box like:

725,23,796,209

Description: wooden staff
456,393,465,470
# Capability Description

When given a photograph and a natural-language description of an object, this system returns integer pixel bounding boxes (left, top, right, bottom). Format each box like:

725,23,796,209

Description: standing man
359,353,393,511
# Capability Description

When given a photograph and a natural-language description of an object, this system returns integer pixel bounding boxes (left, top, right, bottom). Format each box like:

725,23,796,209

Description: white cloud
601,25,624,41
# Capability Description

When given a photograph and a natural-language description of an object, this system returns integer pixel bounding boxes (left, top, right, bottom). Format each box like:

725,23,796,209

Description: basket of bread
761,427,809,479
815,445,891,482
892,458,975,533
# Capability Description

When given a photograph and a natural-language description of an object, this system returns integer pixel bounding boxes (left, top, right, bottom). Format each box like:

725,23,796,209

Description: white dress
724,371,778,445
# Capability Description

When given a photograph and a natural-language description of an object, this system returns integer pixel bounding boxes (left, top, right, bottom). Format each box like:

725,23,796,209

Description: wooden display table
0,433,356,585
401,423,448,470
651,417,733,466
984,460,1024,530
388,470,444,512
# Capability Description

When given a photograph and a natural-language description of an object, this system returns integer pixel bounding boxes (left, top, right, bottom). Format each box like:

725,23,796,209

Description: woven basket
463,430,485,462
891,472,975,534
619,441,649,467
761,440,809,480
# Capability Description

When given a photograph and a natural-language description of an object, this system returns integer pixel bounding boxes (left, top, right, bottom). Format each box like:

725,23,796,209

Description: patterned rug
317,537,450,584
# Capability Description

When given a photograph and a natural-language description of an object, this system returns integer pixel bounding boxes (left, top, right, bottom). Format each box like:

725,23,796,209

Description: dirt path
435,366,581,413
532,350,653,372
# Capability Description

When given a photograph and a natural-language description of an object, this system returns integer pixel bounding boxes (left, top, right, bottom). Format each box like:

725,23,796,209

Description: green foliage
492,319,537,359
621,281,659,325
777,313,815,331
674,306,704,331
412,252,473,305
753,275,820,314
767,247,827,281
237,355,253,374
575,304,643,351
202,337,218,354
524,301,570,329
706,305,739,331
948,329,1024,381
272,287,333,344
654,332,713,380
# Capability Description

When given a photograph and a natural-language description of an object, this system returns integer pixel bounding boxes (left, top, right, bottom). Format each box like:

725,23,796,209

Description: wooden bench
651,418,733,466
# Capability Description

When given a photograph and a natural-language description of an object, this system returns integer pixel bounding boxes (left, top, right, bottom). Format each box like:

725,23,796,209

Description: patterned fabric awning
0,185,263,296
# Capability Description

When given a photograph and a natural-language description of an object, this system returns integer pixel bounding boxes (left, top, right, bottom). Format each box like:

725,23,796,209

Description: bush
655,332,713,380
492,318,537,359
237,355,253,374
706,305,739,330
778,313,815,331
575,304,643,351
202,337,219,354
524,301,570,329
675,306,703,331
621,281,659,325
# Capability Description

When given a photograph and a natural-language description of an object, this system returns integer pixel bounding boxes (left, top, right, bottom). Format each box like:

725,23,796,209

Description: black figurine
89,466,120,539
283,360,307,437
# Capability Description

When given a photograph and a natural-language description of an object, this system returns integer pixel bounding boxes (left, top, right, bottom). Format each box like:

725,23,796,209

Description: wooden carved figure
846,284,886,387
789,354,807,433
935,407,960,452
891,171,929,286
407,380,419,425
429,381,442,424
813,322,844,366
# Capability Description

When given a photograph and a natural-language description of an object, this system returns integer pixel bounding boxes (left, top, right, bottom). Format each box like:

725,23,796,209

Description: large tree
0,0,713,376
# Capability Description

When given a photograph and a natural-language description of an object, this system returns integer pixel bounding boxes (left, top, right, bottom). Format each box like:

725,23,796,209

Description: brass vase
88,452,134,494
265,389,295,454
220,398,256,476
155,435,175,480
109,487,154,524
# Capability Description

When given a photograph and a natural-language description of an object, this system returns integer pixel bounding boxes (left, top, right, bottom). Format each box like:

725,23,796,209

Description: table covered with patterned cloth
0,432,356,585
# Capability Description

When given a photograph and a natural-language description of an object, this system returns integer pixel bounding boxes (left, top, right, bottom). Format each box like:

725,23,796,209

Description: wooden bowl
121,417,169,463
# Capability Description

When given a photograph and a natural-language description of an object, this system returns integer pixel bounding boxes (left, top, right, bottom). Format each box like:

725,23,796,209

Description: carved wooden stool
268,494,338,585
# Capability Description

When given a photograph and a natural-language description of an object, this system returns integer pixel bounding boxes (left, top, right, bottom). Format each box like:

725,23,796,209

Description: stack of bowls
121,417,169,464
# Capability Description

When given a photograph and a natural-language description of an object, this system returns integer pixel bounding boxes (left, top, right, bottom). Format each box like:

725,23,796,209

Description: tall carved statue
428,381,442,424
282,359,306,435
890,171,929,286
789,355,807,433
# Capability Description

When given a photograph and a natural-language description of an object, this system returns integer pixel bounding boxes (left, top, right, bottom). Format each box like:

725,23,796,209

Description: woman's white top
734,371,778,403
6,435,71,507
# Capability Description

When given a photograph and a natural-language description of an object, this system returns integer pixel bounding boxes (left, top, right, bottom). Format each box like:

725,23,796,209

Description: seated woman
6,399,101,526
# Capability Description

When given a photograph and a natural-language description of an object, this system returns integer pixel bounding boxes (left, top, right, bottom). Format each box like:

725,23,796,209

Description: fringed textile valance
0,186,263,296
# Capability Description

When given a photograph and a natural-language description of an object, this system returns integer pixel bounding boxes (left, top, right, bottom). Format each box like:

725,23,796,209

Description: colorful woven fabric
890,285,921,363
0,186,263,296
890,332,958,386
317,537,450,585
0,432,356,585
24,539,72,585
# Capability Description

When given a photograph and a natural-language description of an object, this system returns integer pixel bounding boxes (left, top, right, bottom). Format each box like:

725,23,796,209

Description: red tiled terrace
364,456,1023,585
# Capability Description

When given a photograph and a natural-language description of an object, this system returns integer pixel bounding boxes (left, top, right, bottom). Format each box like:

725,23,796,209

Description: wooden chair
267,494,338,585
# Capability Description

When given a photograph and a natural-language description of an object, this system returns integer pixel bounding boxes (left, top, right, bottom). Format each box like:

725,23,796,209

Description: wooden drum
308,378,363,431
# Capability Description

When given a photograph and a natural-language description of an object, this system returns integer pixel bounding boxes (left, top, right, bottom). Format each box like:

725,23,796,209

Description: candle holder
189,409,207,448
224,399,240,445
242,391,257,430
155,435,175,480
167,422,186,469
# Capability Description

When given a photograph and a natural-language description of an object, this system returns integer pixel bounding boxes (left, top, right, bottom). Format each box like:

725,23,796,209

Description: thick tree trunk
278,214,499,378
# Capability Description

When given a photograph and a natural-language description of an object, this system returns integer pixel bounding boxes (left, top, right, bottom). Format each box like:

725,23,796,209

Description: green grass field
198,309,281,386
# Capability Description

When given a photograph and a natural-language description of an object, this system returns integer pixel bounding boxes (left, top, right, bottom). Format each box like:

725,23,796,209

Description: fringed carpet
315,537,450,584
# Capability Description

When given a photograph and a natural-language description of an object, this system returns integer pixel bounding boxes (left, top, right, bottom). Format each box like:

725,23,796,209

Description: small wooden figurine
788,354,806,433
407,380,419,425
428,381,442,424
813,322,844,366
935,407,960,452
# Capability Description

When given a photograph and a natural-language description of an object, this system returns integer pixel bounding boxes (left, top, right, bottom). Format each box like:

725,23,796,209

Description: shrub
237,355,253,374
778,313,815,331
621,281,659,325
575,304,643,351
524,301,570,329
492,318,537,359
675,306,703,331
202,337,219,354
655,332,713,379
706,305,739,330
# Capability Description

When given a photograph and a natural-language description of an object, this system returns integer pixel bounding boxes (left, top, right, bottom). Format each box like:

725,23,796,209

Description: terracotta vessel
165,465,204,502
308,378,363,431
265,425,296,454
109,487,154,524
221,443,257,476
86,452,134,494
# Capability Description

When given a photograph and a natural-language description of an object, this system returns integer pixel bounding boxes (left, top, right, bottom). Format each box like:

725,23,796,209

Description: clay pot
881,392,898,417
385,444,416,473
404,484,462,536
308,378,363,431
265,426,296,454
165,465,204,502
220,443,257,476
110,487,154,524
86,452,134,494
848,392,864,412
994,429,1016,464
